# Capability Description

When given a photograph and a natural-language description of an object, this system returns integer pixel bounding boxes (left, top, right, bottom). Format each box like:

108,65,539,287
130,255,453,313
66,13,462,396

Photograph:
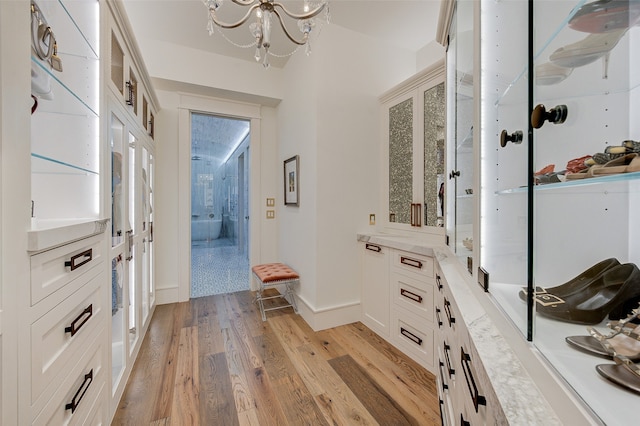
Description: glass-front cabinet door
108,104,155,402
480,1,640,423
445,0,476,271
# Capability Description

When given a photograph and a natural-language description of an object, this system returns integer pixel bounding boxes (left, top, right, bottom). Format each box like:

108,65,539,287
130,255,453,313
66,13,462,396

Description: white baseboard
156,286,179,305
295,294,361,331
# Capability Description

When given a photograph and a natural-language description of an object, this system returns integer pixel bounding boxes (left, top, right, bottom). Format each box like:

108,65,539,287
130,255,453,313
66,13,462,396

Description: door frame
177,94,262,301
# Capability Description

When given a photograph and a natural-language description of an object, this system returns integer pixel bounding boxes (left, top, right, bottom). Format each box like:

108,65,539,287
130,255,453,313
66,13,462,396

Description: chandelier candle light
203,0,329,67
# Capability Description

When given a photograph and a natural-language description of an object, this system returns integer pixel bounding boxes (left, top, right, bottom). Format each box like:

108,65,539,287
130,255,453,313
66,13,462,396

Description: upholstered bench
252,263,299,321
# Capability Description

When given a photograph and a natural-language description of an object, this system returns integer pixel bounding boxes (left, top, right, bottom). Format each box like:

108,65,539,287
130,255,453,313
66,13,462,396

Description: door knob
531,104,568,129
449,170,460,179
500,130,523,147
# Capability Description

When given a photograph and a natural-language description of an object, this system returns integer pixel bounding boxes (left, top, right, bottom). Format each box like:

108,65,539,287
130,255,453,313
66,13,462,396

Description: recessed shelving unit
30,0,103,247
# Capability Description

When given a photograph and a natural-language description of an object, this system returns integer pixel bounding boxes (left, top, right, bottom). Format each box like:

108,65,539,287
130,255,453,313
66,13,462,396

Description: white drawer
391,271,434,322
32,331,106,426
77,381,106,426
30,234,104,306
31,268,104,405
391,307,434,370
392,250,434,279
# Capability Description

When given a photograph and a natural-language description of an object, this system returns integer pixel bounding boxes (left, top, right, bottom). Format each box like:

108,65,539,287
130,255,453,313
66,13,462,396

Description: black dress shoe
535,263,640,325
518,258,619,302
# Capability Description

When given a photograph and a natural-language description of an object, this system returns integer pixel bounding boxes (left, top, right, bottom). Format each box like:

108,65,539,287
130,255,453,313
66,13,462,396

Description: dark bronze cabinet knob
449,170,461,179
500,130,523,147
531,104,568,129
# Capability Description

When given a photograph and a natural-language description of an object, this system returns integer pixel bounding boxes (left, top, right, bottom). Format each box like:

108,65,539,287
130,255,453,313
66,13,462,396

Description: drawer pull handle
126,229,133,261
438,360,448,391
400,288,423,303
64,248,93,271
400,256,423,269
444,342,454,378
435,307,443,328
436,273,443,291
460,413,471,426
65,369,93,413
400,327,422,346
462,347,487,412
65,304,93,337
444,298,456,326
365,243,382,253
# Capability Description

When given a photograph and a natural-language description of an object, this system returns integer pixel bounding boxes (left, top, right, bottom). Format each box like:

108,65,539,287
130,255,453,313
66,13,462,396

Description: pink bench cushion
252,263,299,283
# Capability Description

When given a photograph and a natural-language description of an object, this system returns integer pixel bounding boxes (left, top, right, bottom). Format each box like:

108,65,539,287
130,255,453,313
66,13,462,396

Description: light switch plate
266,198,275,207
266,210,275,219
369,214,375,225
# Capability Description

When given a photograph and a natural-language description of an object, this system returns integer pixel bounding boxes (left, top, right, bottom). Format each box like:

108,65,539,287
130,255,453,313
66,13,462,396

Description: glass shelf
494,0,588,106
492,3,639,109
31,0,100,223
496,171,640,195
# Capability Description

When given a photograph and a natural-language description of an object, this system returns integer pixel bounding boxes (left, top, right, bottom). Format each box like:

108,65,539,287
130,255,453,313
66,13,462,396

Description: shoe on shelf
535,263,640,325
591,153,640,175
519,258,620,301
566,304,640,360
596,354,640,395
569,0,640,34
536,62,573,85
549,29,626,68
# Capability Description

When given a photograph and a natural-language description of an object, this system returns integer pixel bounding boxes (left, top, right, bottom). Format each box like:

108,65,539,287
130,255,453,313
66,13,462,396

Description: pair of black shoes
519,258,640,325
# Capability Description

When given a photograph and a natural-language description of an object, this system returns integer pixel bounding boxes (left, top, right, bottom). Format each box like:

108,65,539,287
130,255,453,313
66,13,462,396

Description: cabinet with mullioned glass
380,61,446,239
105,0,157,421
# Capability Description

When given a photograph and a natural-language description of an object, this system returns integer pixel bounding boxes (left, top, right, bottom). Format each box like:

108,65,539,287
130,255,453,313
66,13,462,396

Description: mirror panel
388,97,414,224
423,82,446,227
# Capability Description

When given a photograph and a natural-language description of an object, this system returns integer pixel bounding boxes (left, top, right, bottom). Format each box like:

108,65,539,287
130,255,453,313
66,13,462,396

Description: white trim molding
295,294,361,331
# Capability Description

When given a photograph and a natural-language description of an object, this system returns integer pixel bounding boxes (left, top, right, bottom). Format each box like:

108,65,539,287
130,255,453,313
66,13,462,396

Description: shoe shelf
492,0,639,109
31,0,100,223
491,282,637,425
496,170,640,195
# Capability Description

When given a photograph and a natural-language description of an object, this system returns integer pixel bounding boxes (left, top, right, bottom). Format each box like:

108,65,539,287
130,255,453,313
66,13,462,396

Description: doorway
190,112,250,297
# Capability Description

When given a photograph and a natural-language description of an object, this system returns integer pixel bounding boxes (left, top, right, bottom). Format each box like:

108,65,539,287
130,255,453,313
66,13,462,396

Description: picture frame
284,155,299,206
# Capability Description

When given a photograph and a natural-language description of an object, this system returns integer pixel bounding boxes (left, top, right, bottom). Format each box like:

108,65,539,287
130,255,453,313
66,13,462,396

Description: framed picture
284,155,299,206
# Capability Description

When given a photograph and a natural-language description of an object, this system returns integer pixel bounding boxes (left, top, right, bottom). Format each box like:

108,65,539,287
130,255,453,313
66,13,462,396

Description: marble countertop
357,232,563,425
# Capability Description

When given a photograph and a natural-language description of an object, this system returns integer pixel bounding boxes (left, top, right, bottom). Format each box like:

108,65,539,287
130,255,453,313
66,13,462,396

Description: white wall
417,40,446,71
154,90,181,301
144,13,442,328
135,39,285,102
277,23,421,329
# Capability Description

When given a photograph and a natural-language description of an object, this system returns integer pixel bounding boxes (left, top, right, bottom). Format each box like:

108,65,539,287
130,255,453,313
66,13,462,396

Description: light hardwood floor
112,289,441,425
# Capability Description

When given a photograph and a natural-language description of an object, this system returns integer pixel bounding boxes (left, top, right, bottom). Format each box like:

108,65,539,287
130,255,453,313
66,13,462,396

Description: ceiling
122,1,442,162
122,0,442,68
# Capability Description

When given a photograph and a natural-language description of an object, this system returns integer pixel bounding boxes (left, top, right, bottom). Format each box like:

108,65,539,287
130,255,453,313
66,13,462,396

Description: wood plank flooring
112,290,441,425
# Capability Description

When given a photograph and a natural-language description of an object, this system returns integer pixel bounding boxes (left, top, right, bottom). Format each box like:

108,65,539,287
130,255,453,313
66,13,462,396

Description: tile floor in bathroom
191,238,250,298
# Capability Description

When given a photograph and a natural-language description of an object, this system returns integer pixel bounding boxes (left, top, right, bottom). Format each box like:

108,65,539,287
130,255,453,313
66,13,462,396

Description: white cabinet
361,242,390,337
24,234,108,425
380,62,447,234
433,263,498,425
104,1,157,419
389,250,435,370
360,239,437,372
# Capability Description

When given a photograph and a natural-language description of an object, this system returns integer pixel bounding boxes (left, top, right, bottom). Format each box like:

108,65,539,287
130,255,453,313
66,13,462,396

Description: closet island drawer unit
359,236,438,372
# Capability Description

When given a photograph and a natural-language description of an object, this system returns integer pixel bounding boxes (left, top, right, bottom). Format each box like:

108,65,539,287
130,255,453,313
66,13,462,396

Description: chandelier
203,0,329,68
